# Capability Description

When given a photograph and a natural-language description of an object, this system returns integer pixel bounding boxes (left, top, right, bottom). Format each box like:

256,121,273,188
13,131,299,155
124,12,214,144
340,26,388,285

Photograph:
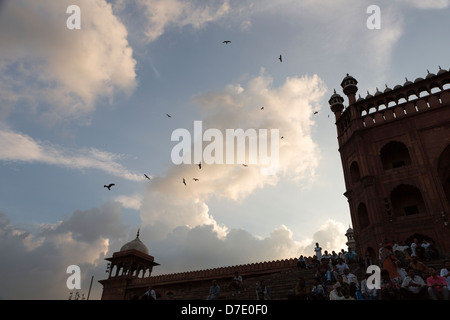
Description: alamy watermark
366,265,381,289
367,5,381,30
66,5,81,30
66,265,81,290
171,121,280,175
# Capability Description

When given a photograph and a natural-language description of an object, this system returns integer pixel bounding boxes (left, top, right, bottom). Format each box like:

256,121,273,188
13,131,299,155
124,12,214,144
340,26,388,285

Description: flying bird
261,106,264,110
242,164,248,167
182,178,186,186
223,40,231,44
279,55,282,62
144,174,151,180
104,184,115,190
314,111,319,114
193,178,199,181
166,114,172,118
198,162,202,169
281,136,284,139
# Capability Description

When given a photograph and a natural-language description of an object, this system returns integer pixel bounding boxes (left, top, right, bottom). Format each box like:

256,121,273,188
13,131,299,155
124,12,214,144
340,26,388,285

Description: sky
0,0,449,300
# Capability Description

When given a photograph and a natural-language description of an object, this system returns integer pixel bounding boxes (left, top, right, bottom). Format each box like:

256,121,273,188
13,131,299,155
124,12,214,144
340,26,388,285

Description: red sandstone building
329,68,450,261
98,231,301,300
99,69,450,300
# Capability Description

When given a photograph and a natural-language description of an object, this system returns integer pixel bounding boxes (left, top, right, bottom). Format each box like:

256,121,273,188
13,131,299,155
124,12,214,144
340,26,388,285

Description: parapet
133,258,297,286
332,68,450,146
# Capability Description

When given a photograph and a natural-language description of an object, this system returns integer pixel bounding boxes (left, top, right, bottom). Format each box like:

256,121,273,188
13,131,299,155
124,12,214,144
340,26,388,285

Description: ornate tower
330,69,450,261
345,226,356,250
99,230,159,300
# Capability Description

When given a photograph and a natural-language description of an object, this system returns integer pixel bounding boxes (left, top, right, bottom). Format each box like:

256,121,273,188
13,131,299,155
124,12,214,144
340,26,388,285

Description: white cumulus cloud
0,0,137,124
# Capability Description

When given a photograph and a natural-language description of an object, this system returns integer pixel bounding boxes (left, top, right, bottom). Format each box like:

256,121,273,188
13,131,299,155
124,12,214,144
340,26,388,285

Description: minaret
341,74,358,105
341,74,360,122
345,226,356,251
328,89,345,120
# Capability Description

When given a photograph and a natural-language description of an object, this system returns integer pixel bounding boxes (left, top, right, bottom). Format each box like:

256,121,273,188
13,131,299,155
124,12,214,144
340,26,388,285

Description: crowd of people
138,238,448,300
291,240,449,300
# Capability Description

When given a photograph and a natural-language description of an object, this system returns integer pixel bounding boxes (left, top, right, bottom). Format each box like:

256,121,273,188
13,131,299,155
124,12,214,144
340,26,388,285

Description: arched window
357,203,370,229
350,161,361,184
380,141,411,170
391,184,426,217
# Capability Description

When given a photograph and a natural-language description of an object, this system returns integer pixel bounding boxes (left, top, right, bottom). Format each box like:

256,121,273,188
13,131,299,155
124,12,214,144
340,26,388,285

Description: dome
340,74,358,89
384,84,392,93
120,230,149,254
374,87,382,96
426,70,435,79
404,77,413,86
328,89,344,105
437,66,447,75
346,227,354,234
365,91,373,99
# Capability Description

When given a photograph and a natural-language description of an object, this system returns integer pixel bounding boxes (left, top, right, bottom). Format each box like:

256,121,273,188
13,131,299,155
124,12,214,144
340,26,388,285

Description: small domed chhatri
438,66,448,75
328,89,345,115
426,69,436,79
404,77,413,86
120,229,149,255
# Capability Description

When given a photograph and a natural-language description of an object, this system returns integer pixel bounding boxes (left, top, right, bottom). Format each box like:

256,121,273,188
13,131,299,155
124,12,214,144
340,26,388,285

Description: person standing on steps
315,243,323,262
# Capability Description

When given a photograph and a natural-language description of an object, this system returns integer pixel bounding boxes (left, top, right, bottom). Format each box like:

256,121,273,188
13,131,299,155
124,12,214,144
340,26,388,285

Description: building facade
329,68,450,261
99,231,299,300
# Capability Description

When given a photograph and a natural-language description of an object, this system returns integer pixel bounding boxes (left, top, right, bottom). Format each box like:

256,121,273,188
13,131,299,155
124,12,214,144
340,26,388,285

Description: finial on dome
137,228,140,238
334,89,337,94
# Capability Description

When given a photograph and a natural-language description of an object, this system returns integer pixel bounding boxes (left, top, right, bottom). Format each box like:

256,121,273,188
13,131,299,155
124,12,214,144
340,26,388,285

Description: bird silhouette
193,178,199,181
166,114,172,118
281,136,284,139
198,162,202,169
104,184,115,190
261,106,264,110
314,111,319,114
182,178,186,186
279,55,282,62
144,174,151,180
242,164,248,167
223,40,231,44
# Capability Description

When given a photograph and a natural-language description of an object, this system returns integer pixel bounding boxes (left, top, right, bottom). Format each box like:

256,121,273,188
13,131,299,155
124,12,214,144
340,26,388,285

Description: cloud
136,71,325,245
114,194,144,210
113,0,231,43
142,219,348,276
0,128,143,181
302,219,348,255
157,70,325,199
0,0,137,124
0,202,130,299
